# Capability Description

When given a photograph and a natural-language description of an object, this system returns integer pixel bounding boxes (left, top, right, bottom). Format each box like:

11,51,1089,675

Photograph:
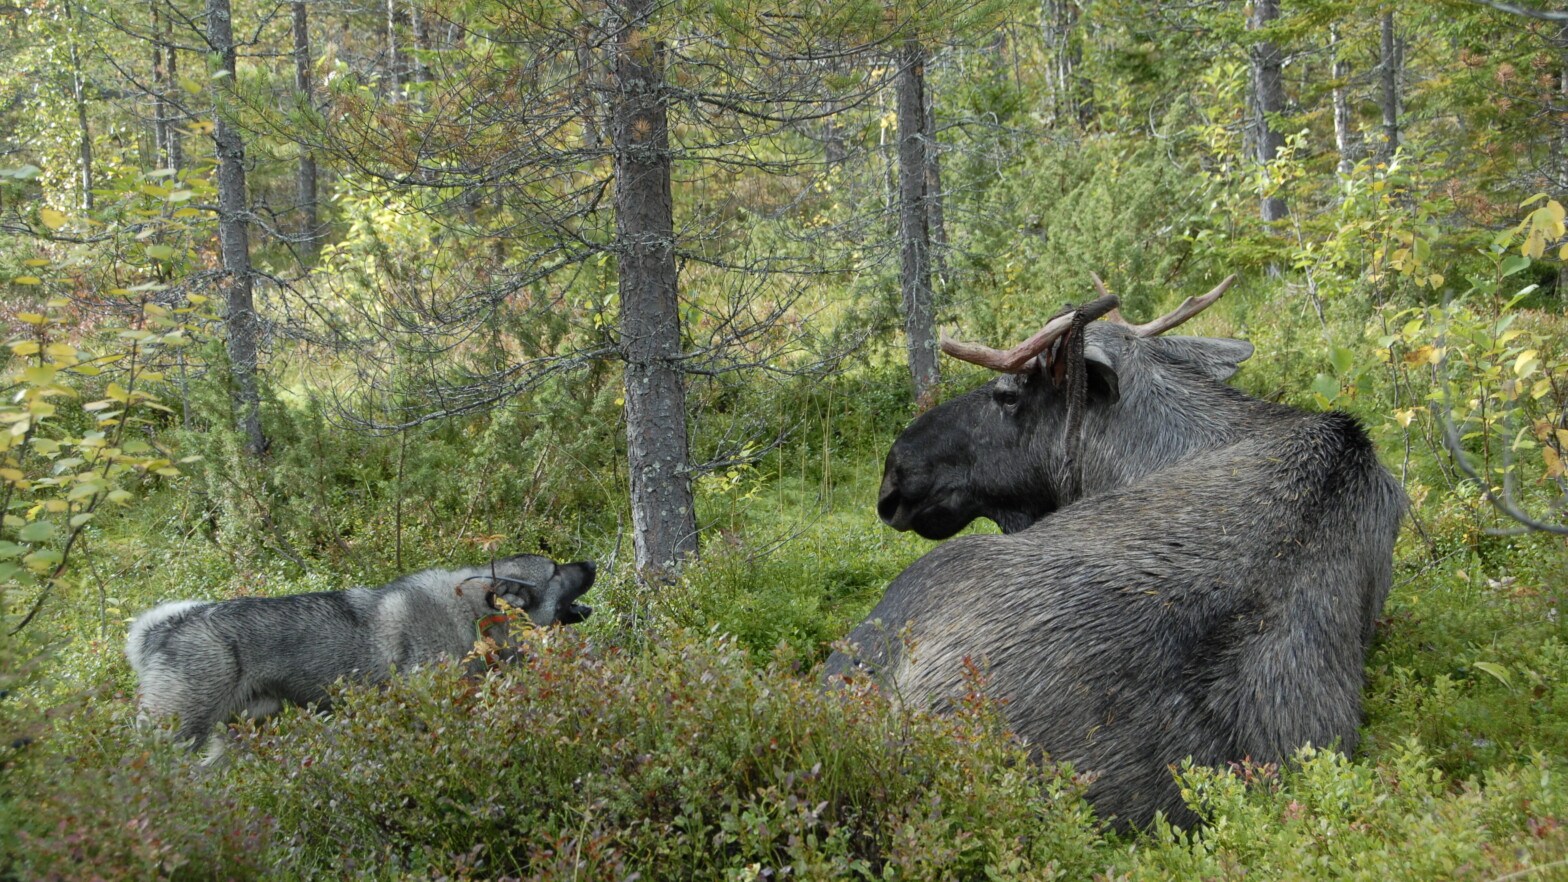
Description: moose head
877,275,1254,540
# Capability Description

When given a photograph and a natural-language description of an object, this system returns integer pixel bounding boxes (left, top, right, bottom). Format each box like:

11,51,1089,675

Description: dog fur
126,553,595,755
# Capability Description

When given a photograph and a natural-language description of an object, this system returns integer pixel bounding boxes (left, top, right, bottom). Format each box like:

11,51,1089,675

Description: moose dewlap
828,277,1405,830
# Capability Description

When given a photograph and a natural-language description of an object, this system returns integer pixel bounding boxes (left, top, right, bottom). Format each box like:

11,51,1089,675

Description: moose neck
1065,359,1285,505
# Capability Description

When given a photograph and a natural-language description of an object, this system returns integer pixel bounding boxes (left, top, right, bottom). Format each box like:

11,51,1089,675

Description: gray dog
126,553,596,757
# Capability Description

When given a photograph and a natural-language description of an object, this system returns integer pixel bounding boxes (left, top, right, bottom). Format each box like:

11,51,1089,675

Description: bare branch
1465,0,1568,21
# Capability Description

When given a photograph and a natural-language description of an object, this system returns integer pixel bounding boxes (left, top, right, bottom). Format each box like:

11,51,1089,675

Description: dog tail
125,600,209,673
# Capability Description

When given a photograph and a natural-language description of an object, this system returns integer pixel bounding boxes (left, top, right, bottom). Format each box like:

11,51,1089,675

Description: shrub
6,630,1103,880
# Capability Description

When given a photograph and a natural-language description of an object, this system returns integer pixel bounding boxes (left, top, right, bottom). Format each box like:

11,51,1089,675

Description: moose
826,277,1406,829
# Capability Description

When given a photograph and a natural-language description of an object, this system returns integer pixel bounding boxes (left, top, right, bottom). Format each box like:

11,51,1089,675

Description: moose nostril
877,486,902,523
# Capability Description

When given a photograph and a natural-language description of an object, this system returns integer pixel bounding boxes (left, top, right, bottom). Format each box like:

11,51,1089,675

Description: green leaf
1329,347,1355,376
1501,256,1532,277
22,548,62,572
17,521,53,543
1310,373,1340,402
1473,661,1513,690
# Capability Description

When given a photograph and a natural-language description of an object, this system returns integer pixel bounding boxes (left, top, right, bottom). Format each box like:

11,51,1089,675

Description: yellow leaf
1546,446,1566,479
1394,409,1416,428
1524,229,1546,259
16,313,45,325
13,276,40,286
1404,345,1434,366
38,208,67,230
1557,428,1568,448
21,365,55,386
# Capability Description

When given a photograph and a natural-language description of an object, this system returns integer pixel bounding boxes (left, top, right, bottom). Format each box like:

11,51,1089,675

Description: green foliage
1118,743,1568,880
959,138,1218,330
6,631,1103,880
0,294,197,631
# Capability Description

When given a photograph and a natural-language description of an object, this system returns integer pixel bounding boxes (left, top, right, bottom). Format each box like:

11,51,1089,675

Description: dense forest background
6,0,1568,877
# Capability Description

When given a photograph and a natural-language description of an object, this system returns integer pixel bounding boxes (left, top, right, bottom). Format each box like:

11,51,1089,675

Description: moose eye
993,388,1021,408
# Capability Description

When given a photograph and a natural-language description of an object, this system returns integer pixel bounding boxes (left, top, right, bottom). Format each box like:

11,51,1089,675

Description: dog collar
476,612,512,639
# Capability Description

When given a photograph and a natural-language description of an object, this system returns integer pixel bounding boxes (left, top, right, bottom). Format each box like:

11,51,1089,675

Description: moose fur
827,320,1405,830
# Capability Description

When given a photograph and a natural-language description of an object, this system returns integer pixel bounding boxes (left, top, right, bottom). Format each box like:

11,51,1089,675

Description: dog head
480,553,596,627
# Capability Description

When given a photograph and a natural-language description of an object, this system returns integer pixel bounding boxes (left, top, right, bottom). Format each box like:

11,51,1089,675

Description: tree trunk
151,0,171,170
410,3,431,87
1330,22,1358,176
612,0,697,582
923,60,949,292
577,19,601,150
897,38,940,408
1248,0,1287,222
208,0,268,456
165,17,183,171
1376,10,1401,165
1558,22,1568,296
386,0,401,97
293,1,320,260
1044,0,1093,128
66,0,93,210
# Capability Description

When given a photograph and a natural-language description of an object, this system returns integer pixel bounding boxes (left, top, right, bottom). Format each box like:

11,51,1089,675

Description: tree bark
1558,21,1568,296
1376,10,1401,165
1248,0,1288,222
1330,22,1358,176
165,14,183,171
386,0,401,96
923,60,949,292
612,0,697,581
897,38,940,407
1044,0,1094,128
410,3,431,87
151,0,171,170
293,0,320,260
208,0,268,456
577,18,601,150
65,0,93,210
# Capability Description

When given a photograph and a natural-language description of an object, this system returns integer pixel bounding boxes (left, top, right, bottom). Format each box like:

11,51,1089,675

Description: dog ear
491,579,535,611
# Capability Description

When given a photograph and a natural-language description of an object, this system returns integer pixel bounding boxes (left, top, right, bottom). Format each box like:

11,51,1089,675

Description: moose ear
1156,336,1254,382
1083,343,1121,405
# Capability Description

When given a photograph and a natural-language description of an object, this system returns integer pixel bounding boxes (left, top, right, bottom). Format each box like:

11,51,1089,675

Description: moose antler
1093,272,1238,338
939,295,1120,372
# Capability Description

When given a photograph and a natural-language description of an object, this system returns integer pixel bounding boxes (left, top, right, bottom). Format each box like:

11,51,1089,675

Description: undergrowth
6,278,1568,879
